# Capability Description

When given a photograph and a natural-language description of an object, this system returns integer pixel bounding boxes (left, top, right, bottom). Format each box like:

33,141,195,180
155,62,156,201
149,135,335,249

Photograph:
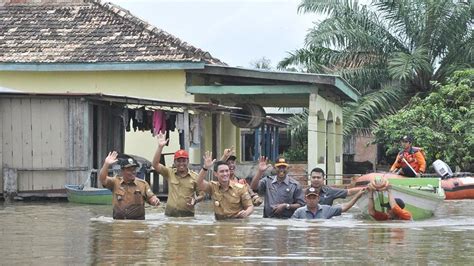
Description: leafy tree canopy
280,0,473,135
373,69,474,171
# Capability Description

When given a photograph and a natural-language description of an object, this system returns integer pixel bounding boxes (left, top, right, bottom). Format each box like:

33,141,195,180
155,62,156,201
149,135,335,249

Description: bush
283,145,308,162
373,69,474,171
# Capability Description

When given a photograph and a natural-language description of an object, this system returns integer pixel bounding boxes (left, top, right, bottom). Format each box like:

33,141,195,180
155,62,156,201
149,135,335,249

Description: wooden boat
354,173,444,194
65,185,112,205
442,177,474,200
354,173,445,220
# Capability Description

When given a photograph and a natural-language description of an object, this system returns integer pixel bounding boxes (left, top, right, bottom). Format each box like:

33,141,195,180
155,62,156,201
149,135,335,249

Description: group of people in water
99,133,425,221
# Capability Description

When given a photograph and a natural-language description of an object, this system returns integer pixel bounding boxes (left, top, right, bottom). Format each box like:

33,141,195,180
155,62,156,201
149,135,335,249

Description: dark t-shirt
318,185,348,206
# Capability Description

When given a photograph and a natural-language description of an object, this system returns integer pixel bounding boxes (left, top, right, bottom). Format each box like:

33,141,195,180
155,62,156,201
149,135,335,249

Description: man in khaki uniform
220,147,263,206
152,132,205,217
197,151,254,220
99,151,160,220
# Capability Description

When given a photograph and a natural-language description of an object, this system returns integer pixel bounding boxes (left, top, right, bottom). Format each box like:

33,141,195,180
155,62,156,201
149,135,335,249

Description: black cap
381,198,405,209
226,155,237,162
401,135,413,143
118,155,139,169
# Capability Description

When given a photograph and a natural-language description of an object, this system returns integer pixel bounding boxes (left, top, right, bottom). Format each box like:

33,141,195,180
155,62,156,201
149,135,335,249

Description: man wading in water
368,186,412,221
250,157,305,218
100,151,160,220
310,167,363,206
197,151,254,220
152,132,205,217
220,147,263,207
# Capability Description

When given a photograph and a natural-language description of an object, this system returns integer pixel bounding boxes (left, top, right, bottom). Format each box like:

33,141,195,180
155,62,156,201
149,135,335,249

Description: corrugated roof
0,0,225,65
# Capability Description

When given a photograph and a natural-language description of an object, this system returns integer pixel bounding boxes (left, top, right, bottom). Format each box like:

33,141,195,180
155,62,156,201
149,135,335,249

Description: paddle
402,158,418,177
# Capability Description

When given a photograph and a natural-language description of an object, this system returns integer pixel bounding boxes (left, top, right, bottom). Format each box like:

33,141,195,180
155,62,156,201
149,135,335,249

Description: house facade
0,0,359,198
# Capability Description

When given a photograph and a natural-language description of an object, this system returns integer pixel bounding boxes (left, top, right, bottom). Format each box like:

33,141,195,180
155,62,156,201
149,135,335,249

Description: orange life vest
396,147,426,173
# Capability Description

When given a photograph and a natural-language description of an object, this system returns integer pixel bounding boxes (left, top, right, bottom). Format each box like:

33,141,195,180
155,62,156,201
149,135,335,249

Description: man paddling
390,135,426,177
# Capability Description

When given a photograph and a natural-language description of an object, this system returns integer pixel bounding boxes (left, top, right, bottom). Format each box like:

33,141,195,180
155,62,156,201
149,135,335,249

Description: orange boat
353,173,405,187
442,177,474,200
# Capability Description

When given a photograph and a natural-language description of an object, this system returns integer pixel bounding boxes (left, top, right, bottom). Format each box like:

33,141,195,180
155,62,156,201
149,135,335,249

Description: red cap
174,149,189,160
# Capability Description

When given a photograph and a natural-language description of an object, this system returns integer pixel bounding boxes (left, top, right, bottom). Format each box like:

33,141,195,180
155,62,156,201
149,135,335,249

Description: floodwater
1,199,474,265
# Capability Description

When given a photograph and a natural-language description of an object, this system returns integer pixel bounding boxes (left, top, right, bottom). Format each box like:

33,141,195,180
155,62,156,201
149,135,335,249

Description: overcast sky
109,0,317,68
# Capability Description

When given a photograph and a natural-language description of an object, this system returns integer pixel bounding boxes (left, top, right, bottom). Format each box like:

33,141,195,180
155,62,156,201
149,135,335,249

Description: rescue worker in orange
367,186,412,221
390,135,426,177
220,147,263,206
100,151,160,220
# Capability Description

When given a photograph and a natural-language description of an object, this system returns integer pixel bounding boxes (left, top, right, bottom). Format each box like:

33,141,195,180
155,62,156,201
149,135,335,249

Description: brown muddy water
1,200,474,264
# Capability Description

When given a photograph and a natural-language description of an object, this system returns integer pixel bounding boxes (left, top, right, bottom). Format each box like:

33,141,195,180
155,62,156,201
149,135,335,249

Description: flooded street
2,200,474,264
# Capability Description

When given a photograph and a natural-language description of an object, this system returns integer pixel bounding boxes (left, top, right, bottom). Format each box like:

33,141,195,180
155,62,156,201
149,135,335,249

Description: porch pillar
326,119,336,184
308,92,324,184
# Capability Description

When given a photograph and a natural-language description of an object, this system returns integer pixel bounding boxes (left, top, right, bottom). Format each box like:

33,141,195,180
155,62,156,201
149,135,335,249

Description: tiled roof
0,0,225,65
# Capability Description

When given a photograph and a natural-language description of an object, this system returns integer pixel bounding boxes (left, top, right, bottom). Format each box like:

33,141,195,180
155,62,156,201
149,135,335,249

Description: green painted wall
220,115,237,159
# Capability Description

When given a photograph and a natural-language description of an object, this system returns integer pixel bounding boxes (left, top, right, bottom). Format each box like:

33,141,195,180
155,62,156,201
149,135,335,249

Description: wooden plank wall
1,97,127,194
0,99,7,192
1,97,92,193
65,98,91,186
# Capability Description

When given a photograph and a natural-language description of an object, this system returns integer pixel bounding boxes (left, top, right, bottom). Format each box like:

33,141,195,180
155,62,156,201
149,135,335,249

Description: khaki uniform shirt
159,166,205,217
103,176,155,220
207,181,252,220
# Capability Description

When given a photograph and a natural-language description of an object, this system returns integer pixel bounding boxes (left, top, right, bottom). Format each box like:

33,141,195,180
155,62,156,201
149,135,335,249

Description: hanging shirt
153,110,167,135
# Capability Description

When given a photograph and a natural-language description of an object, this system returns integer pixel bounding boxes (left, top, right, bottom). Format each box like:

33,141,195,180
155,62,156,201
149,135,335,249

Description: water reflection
2,200,474,264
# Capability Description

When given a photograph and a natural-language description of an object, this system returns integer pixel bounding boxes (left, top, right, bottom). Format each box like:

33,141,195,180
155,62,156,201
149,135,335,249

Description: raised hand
222,146,234,158
258,156,271,172
156,132,169,148
203,151,216,170
104,151,118,165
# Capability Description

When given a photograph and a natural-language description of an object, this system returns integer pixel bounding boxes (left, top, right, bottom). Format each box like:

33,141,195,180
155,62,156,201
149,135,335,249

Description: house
0,90,240,198
0,0,359,198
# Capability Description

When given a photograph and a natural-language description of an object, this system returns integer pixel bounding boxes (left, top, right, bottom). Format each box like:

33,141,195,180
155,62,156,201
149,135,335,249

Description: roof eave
0,62,206,71
188,65,360,102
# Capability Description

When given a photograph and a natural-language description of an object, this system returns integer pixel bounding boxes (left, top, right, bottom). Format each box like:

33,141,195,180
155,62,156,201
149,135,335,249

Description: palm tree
279,0,473,135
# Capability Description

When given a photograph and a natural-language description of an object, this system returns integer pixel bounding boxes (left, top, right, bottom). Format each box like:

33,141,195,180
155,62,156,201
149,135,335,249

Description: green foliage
280,0,473,135
287,108,308,147
373,69,474,171
283,143,308,162
285,109,309,161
